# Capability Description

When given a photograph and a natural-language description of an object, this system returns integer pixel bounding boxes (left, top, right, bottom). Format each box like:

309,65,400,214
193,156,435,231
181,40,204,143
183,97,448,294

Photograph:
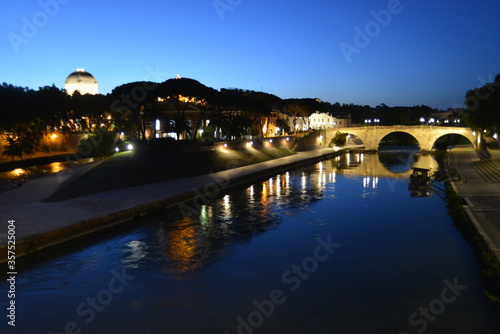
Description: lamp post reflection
150,150,436,279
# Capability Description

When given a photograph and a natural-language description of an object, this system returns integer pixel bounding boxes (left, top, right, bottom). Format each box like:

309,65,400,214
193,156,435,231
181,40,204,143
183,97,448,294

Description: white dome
64,68,98,95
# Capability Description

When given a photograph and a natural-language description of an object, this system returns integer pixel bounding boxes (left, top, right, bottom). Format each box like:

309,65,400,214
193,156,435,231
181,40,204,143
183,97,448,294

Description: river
1,148,499,333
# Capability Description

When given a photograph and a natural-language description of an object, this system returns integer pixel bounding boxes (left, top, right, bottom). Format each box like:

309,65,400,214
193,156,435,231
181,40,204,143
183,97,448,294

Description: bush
330,132,348,147
77,131,118,157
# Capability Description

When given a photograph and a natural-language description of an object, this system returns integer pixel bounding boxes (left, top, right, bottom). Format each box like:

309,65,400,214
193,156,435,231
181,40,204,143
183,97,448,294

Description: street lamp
374,119,380,126
420,117,425,123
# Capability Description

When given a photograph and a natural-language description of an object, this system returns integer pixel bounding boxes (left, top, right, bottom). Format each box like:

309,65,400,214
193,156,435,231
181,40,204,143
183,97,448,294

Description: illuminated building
64,68,98,95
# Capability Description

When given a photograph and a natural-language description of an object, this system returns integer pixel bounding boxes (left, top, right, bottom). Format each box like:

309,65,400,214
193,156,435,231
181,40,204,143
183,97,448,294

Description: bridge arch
431,132,475,150
379,131,420,149
323,126,478,151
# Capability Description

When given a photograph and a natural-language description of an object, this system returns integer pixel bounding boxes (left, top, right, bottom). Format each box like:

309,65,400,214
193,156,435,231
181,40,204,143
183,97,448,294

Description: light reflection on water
0,158,95,192
1,150,499,334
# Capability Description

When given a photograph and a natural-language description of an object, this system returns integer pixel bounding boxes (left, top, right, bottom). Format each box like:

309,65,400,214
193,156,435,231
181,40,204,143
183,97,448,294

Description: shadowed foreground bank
45,147,295,202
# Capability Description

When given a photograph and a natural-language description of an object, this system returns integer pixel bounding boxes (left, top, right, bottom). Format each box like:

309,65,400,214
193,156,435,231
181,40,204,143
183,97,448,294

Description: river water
1,148,499,334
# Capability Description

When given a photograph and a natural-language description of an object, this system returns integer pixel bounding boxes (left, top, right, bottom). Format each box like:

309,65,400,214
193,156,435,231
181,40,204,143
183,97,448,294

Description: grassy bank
44,146,295,202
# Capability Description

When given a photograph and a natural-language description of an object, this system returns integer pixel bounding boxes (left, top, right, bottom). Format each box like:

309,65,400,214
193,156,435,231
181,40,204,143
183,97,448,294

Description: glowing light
223,143,228,148
286,137,290,141
9,168,25,177
49,162,65,174
127,144,133,150
155,119,161,131
494,133,498,140
115,147,120,152
51,133,57,139
269,139,273,143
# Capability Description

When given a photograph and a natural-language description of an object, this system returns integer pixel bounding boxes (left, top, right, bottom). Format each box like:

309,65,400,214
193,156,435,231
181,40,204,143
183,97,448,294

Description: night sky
1,0,500,109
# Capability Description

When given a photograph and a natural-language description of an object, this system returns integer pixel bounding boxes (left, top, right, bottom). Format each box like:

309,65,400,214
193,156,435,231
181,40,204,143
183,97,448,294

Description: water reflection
377,147,439,174
142,149,438,278
4,149,499,334
0,158,96,192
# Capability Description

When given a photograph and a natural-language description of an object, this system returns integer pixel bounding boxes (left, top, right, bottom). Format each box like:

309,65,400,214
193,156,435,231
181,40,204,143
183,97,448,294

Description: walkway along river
1,148,499,333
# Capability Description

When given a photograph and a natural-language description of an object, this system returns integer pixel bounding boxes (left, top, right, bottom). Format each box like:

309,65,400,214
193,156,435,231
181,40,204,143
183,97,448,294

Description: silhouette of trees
0,83,66,160
1,73,475,161
156,78,219,140
2,125,46,161
109,81,158,139
464,74,500,132
71,92,110,131
284,99,318,134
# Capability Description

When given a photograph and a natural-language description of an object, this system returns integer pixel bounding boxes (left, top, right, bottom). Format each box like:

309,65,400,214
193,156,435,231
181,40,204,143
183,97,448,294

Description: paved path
448,146,500,262
0,148,339,262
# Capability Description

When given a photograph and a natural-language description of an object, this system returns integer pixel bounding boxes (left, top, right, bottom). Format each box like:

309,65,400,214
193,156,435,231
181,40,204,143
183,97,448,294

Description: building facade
309,111,352,129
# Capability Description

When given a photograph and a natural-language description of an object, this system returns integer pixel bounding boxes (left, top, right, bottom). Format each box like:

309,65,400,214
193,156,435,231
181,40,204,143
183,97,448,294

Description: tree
330,131,348,147
285,100,314,134
464,74,500,132
0,83,54,160
36,85,72,131
2,123,46,161
276,118,291,135
156,78,219,140
71,92,110,131
109,81,159,139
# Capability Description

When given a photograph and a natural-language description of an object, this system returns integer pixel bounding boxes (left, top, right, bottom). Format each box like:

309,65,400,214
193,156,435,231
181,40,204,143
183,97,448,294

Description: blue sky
1,0,499,109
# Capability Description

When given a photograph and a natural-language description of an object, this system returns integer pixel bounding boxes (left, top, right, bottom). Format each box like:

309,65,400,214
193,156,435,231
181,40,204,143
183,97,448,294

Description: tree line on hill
1,74,498,160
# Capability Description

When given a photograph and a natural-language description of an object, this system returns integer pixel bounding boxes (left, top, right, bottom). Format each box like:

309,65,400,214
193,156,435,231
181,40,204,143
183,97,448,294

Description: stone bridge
323,126,478,151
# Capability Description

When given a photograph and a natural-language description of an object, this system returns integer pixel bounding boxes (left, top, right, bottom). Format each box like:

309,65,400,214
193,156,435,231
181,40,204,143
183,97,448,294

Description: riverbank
0,148,341,263
447,147,500,262
446,146,500,300
44,146,295,202
0,150,77,172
